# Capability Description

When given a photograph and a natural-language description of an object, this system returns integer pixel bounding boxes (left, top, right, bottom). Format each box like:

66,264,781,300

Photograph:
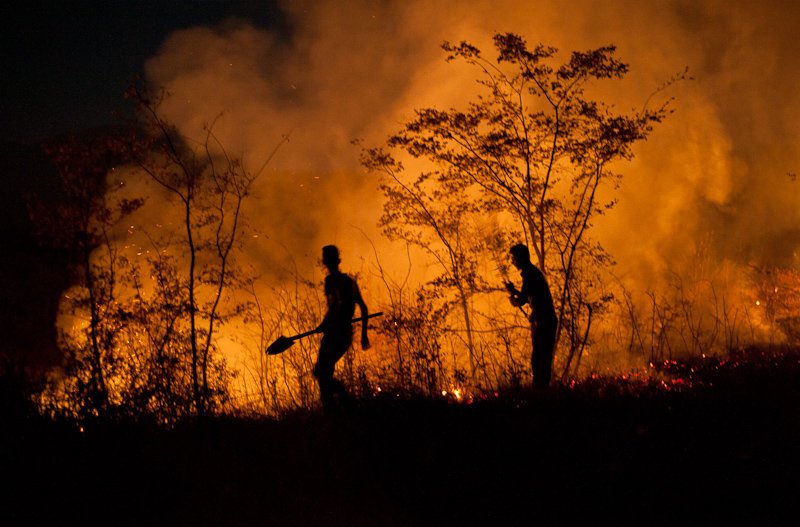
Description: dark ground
2,346,799,526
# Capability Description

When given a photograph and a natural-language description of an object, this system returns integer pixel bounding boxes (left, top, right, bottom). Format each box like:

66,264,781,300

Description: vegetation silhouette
362,32,682,386
2,345,798,525
33,84,287,423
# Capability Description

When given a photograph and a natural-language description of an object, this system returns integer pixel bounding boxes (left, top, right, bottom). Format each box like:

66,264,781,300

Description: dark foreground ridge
3,346,799,526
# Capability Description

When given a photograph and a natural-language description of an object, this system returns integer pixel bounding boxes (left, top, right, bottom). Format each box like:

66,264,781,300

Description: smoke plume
138,0,799,290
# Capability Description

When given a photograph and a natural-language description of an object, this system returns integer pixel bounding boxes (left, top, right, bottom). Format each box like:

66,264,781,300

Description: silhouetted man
506,244,558,389
313,245,370,411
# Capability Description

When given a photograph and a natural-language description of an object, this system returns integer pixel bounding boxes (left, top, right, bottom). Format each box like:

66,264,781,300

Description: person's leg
530,324,542,388
329,331,354,407
314,336,338,410
314,331,353,410
532,323,555,389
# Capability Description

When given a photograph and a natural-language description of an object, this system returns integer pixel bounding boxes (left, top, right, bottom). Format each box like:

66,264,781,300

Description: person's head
322,245,341,271
509,244,530,270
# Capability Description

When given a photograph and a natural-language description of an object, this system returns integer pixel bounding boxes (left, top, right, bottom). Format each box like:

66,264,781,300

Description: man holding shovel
312,245,370,411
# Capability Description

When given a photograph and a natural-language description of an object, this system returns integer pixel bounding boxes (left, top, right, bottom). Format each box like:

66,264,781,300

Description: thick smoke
141,2,441,279
140,0,799,290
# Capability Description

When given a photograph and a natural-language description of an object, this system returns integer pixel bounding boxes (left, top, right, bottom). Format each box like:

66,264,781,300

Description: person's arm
517,271,534,307
505,281,520,306
506,280,528,307
354,281,370,350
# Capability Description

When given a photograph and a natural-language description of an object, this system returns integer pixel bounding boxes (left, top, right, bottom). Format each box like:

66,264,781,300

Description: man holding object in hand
506,244,558,389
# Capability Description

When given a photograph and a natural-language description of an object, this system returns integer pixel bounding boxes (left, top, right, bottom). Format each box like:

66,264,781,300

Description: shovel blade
266,335,295,355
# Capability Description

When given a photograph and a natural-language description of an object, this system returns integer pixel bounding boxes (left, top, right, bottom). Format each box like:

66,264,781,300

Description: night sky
1,1,287,144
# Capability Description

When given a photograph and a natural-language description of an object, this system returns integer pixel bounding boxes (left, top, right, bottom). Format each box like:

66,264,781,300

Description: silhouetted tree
361,147,486,381
127,83,287,416
31,134,142,417
364,33,674,381
34,86,285,421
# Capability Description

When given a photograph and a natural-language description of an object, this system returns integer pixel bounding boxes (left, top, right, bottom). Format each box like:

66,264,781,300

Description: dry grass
2,345,798,526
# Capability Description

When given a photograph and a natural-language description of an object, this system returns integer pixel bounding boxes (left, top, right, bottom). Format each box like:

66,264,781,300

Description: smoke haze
137,0,799,290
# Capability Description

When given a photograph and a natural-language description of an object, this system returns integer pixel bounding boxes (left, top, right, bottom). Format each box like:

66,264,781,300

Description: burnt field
3,346,799,526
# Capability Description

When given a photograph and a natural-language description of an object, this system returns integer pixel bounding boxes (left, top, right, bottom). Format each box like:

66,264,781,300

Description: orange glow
45,1,800,417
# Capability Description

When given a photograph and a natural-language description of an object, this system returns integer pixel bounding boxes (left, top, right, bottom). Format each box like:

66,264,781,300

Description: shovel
266,312,384,355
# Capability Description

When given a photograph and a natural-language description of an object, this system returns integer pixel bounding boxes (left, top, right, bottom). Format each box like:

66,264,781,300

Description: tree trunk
83,242,108,412
456,282,477,383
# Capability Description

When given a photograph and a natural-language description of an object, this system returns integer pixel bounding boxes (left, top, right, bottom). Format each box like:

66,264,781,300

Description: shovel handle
289,311,384,341
266,312,384,355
